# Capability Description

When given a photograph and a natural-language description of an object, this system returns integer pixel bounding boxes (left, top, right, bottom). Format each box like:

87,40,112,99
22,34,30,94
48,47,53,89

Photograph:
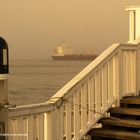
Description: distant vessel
51,43,98,60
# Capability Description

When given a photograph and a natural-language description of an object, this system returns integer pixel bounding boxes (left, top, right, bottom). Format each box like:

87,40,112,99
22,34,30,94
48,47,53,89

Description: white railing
8,42,139,140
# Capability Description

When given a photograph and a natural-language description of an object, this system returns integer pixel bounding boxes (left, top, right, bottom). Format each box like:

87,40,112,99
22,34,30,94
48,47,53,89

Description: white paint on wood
73,90,80,140
8,42,140,140
88,76,95,124
58,106,64,140
95,70,101,115
135,9,140,40
102,64,108,108
28,115,34,140
66,97,72,139
22,117,28,140
129,10,135,42
80,82,87,132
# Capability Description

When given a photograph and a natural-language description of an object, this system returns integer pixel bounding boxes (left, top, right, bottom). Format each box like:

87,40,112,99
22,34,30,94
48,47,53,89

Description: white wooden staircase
7,42,140,140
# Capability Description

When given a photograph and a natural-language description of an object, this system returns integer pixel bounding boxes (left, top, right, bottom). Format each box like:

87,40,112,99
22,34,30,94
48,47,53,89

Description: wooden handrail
8,42,139,140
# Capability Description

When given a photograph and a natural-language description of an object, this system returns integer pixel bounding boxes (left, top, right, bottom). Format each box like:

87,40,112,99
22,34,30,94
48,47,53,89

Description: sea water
8,60,91,106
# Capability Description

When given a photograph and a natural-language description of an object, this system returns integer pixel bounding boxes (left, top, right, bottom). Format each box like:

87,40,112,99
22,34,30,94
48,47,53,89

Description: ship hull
51,55,97,60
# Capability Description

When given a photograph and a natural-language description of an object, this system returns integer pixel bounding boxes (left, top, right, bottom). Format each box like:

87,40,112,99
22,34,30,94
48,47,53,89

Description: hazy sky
0,0,140,60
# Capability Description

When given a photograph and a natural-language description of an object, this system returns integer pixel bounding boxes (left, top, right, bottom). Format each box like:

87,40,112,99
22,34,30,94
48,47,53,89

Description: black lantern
0,37,9,74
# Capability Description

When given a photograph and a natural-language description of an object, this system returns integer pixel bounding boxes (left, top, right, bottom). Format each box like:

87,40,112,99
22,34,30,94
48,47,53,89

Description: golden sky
0,0,140,60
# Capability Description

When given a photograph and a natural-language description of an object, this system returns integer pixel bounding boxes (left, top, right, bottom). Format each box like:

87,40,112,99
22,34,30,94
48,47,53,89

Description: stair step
121,96,140,105
99,117,140,128
89,128,140,140
109,107,140,116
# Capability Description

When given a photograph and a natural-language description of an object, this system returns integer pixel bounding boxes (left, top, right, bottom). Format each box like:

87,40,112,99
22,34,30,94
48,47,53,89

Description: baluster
122,50,126,95
81,82,87,133
102,64,108,109
110,58,114,101
33,115,38,140
66,97,72,139
128,51,132,92
79,89,82,131
71,95,74,139
38,114,44,140
8,119,12,140
13,119,18,140
113,53,119,105
9,119,14,140
108,58,113,102
63,103,66,140
88,76,95,125
126,51,129,93
57,105,64,140
44,113,50,140
95,70,101,116
73,90,80,140
28,115,34,140
131,50,136,93
22,117,28,140
18,117,22,140
113,54,118,97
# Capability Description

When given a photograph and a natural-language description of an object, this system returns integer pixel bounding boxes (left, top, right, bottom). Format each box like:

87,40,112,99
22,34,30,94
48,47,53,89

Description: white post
44,110,57,140
129,10,135,43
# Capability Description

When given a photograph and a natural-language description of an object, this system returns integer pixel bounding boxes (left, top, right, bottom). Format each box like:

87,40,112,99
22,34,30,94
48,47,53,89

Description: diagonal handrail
8,42,139,140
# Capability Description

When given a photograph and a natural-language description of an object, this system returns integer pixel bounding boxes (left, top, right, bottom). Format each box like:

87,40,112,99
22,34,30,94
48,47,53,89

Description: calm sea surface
8,60,91,106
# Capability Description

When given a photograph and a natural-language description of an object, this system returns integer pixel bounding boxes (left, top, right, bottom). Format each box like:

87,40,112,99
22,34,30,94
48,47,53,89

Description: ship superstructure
51,43,97,60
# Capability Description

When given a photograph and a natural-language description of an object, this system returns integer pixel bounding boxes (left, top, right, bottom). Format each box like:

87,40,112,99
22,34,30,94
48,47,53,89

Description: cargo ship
51,43,98,60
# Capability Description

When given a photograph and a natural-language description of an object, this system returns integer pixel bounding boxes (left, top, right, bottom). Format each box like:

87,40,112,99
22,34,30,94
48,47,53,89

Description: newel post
44,109,58,140
0,37,9,140
128,10,135,42
126,6,140,43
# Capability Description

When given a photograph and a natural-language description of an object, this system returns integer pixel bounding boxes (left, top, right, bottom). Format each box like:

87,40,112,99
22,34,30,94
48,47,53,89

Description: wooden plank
99,117,140,128
89,128,140,140
121,96,140,104
109,107,140,116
